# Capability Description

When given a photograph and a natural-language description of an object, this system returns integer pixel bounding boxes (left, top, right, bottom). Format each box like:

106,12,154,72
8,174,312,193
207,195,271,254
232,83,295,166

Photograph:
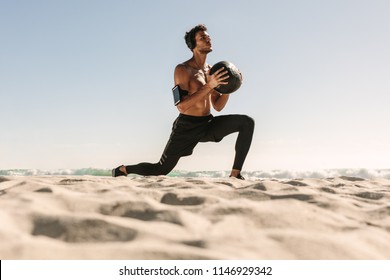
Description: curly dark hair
184,24,208,51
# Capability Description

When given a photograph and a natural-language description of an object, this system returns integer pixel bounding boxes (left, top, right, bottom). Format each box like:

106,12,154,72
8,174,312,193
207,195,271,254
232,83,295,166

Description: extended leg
112,154,181,177
125,154,180,176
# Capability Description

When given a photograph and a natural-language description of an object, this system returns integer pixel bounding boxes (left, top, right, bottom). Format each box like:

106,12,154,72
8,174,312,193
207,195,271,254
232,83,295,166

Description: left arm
210,90,229,112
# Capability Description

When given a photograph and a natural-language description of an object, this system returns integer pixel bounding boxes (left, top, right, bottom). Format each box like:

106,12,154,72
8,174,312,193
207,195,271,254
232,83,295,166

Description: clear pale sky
1,0,389,171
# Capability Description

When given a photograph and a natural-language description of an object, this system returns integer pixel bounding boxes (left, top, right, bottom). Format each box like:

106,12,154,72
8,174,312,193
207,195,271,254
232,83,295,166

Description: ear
185,36,194,50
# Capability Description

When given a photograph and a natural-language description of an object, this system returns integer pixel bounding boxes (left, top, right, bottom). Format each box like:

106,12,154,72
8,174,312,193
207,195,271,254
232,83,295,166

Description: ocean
1,168,390,180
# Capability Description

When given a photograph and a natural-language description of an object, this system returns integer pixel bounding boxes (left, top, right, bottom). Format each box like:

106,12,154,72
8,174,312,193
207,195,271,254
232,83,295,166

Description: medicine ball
209,61,242,94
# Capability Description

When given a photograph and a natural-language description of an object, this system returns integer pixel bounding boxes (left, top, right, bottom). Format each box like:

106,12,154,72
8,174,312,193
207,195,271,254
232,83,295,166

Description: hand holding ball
209,61,242,94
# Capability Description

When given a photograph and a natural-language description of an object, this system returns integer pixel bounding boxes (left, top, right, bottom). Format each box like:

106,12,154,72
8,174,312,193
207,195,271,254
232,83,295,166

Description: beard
199,47,213,54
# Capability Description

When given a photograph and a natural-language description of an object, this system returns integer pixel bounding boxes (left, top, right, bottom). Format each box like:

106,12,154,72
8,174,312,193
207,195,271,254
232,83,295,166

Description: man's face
194,31,212,53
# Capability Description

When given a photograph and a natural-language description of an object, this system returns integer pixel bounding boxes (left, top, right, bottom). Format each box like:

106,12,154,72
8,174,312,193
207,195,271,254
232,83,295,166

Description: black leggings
125,114,254,176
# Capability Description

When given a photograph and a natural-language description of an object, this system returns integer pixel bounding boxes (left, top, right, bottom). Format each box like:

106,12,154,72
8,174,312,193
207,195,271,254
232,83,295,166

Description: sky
1,0,389,171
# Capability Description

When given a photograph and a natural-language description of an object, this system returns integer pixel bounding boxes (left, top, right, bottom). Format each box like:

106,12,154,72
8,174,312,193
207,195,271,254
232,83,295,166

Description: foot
229,169,245,180
229,173,245,180
112,165,128,177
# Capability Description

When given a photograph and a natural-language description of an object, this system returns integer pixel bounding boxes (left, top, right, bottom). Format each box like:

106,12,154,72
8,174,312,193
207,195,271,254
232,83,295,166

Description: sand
0,175,389,259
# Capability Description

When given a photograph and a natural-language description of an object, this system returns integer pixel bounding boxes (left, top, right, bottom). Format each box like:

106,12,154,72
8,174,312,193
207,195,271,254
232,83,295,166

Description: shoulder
174,63,191,84
174,63,187,73
174,62,191,74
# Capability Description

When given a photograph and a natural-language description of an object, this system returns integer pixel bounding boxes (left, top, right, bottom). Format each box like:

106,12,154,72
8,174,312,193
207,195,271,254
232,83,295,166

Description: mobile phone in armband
172,85,181,106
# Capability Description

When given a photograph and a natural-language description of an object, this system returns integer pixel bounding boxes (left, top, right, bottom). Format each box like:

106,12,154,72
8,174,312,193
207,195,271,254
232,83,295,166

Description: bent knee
240,115,255,129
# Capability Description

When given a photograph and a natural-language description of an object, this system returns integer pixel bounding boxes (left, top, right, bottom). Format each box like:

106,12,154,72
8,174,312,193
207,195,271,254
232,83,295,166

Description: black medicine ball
209,61,242,94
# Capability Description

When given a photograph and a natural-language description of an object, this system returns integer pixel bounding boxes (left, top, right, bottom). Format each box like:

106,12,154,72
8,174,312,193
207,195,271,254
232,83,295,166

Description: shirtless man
112,24,254,179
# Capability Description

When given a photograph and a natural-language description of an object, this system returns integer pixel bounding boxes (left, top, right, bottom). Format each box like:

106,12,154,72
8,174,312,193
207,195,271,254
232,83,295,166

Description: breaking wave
1,168,390,180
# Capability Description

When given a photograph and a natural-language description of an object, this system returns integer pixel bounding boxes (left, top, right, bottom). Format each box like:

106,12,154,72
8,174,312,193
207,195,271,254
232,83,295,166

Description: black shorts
162,113,214,157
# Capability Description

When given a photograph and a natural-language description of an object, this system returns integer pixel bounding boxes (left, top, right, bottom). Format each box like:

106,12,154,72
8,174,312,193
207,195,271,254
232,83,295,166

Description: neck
191,51,207,70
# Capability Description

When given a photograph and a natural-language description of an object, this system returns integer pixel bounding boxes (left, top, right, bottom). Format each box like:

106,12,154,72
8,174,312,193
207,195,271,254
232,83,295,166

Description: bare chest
188,69,208,93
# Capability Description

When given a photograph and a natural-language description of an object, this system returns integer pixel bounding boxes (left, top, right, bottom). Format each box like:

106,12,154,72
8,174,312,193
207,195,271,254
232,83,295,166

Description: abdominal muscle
181,96,211,116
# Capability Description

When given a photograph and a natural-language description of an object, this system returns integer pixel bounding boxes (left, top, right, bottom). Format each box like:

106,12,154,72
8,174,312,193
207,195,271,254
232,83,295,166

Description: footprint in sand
34,187,53,193
241,182,267,191
283,180,308,187
32,216,137,243
100,201,183,225
236,184,269,201
217,181,234,187
270,193,313,201
160,193,205,206
340,176,365,182
320,187,337,194
58,179,87,185
354,192,384,200
182,239,207,248
0,177,10,183
253,183,267,190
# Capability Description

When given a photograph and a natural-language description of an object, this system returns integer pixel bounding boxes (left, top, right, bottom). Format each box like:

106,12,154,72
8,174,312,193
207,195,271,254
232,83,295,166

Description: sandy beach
1,175,389,260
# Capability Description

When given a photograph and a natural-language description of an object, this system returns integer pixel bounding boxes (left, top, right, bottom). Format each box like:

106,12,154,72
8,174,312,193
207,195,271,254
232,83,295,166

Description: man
112,24,254,179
